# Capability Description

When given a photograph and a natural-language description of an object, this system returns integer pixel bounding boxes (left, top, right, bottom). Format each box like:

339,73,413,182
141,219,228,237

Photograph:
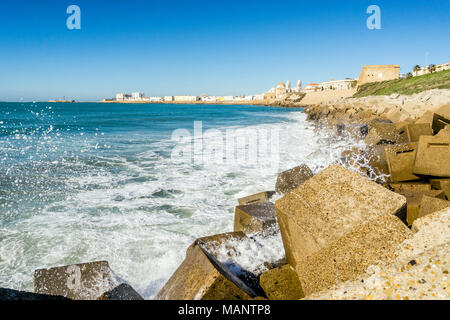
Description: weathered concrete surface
234,202,276,234
0,287,69,300
436,125,450,138
305,207,450,300
275,164,314,194
396,190,446,226
418,195,450,220
364,123,403,146
295,214,411,296
275,165,407,270
390,182,431,192
155,232,257,300
238,191,275,206
432,104,450,132
259,264,304,300
97,283,144,300
385,142,420,182
401,123,433,142
413,136,450,177
34,261,114,300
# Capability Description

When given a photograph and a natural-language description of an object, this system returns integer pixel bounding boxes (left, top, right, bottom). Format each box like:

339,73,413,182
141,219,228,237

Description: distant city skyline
0,0,449,101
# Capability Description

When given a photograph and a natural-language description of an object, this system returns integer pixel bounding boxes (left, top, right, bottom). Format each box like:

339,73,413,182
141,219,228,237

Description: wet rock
275,164,314,194
0,287,69,300
234,202,277,234
97,283,144,300
364,145,390,178
384,143,420,182
275,164,407,274
155,232,259,300
417,195,450,220
237,191,275,206
34,261,114,300
295,213,411,296
413,136,450,177
259,264,304,300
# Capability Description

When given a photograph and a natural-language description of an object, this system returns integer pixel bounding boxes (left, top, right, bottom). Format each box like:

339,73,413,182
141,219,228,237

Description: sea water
0,102,364,299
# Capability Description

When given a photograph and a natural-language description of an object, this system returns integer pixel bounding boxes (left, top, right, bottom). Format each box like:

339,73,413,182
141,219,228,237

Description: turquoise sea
0,102,360,298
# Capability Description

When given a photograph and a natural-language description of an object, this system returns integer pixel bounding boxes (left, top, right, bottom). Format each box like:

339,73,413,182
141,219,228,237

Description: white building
174,96,199,102
116,93,132,101
163,96,174,102
413,62,450,77
318,79,357,91
132,92,144,101
201,96,217,102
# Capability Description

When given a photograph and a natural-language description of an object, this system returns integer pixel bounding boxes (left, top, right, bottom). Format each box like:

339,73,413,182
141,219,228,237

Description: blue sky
0,0,449,101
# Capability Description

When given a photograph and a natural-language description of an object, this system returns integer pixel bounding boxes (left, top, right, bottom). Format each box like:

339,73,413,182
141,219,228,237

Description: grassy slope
354,69,450,97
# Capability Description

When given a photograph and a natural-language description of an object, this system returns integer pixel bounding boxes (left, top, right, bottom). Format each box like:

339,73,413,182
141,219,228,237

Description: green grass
354,69,450,97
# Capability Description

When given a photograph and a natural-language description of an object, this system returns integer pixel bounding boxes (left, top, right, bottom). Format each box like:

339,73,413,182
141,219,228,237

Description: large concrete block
237,191,275,206
364,123,406,147
413,136,450,177
275,164,314,194
0,287,69,300
97,283,144,300
389,182,431,192
396,190,446,226
234,202,276,234
432,104,450,133
384,143,420,182
429,178,450,190
418,195,450,220
155,232,260,300
34,261,114,300
275,165,407,269
400,123,433,142
295,214,411,296
435,125,450,138
259,264,304,300
415,110,434,125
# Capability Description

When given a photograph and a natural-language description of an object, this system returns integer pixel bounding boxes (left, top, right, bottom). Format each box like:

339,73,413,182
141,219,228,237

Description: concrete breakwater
1,92,449,300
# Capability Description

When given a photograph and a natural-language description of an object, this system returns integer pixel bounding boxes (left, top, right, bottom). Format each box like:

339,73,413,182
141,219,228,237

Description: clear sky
0,0,449,101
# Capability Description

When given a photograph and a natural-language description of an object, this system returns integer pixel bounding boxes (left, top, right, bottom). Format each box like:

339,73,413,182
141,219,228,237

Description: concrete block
385,143,420,182
418,195,450,220
259,264,304,300
390,182,431,192
234,202,277,234
364,123,406,147
34,261,114,300
429,178,450,190
432,104,450,133
396,190,446,226
0,287,69,300
402,123,433,142
275,164,314,194
413,136,450,177
238,191,275,206
414,110,434,126
436,125,450,138
97,283,144,300
295,214,411,296
275,165,407,270
155,232,259,300
364,145,389,177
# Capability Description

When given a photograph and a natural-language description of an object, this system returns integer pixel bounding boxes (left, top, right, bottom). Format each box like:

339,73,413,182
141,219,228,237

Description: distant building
357,65,400,87
413,62,450,77
319,79,357,91
163,96,174,102
303,83,320,92
132,92,144,100
116,93,132,101
174,96,199,102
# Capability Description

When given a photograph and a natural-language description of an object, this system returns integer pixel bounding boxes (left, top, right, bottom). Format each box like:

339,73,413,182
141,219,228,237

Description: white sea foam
0,110,375,299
